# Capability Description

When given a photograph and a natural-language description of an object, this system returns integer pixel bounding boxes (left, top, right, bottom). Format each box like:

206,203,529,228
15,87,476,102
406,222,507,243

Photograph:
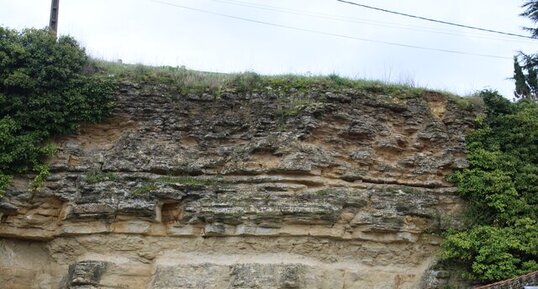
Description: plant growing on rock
84,171,118,184
132,183,159,196
0,27,116,196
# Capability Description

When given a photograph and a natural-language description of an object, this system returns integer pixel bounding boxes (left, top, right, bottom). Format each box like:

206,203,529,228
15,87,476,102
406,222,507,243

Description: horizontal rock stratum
0,76,479,289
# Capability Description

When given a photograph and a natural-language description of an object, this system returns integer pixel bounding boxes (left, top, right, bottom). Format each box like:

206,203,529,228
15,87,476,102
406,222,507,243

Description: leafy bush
0,27,115,195
442,90,538,283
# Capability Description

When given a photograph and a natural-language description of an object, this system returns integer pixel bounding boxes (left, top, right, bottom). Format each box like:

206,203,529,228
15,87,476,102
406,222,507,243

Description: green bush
0,27,115,195
442,90,538,283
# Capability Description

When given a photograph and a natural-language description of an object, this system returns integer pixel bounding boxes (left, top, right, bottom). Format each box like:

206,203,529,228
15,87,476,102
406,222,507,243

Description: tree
513,1,538,100
522,0,538,37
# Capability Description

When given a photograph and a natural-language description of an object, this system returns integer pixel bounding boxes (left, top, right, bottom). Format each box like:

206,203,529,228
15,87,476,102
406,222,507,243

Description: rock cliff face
0,80,478,289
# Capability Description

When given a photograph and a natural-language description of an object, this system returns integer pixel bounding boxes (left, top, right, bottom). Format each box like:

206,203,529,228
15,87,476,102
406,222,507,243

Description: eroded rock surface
0,82,477,288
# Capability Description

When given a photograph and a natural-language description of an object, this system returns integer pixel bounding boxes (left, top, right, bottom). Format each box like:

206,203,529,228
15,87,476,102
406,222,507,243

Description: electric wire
207,0,537,43
149,0,512,60
337,0,534,40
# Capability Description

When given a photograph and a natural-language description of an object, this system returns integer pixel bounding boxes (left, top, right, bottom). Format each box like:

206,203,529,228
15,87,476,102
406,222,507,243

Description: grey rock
0,81,481,289
65,260,108,288
0,201,18,215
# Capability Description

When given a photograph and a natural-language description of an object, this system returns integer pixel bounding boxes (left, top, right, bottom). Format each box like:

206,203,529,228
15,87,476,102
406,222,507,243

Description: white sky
1,0,537,97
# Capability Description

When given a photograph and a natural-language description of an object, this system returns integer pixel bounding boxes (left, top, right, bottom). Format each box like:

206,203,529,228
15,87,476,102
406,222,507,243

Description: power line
149,0,511,60
337,0,535,40
207,0,537,44
208,0,536,43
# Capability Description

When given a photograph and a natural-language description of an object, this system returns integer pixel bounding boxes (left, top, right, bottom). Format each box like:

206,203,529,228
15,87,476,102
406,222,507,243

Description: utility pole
49,0,60,37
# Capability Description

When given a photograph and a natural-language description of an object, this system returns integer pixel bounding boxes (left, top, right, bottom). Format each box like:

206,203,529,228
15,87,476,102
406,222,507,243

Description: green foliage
449,95,484,111
442,90,538,283
229,71,262,92
522,0,538,38
514,57,532,98
84,171,118,184
442,219,538,282
328,73,352,86
0,173,11,196
95,60,427,99
155,176,221,187
31,163,50,190
132,183,158,196
277,97,329,120
514,2,538,100
0,27,115,196
513,54,538,100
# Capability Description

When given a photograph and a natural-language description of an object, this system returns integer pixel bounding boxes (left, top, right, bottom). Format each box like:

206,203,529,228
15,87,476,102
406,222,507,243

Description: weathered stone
0,82,479,288
0,201,18,215
65,260,108,288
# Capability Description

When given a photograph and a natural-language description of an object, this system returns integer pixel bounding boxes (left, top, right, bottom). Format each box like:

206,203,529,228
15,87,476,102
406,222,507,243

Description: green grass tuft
85,171,118,184
91,60,439,100
132,183,158,196
155,176,221,187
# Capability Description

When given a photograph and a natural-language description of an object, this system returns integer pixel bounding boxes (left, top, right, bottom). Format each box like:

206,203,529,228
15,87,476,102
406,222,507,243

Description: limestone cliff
0,79,479,289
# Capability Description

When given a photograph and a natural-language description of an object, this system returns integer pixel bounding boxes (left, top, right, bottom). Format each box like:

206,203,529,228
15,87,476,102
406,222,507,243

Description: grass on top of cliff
93,60,476,103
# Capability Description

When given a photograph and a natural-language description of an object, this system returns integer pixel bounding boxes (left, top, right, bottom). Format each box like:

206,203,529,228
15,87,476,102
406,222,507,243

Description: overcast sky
1,0,537,97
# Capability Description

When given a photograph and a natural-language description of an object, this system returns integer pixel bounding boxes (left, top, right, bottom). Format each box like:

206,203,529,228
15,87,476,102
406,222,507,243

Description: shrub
442,90,538,283
0,27,115,195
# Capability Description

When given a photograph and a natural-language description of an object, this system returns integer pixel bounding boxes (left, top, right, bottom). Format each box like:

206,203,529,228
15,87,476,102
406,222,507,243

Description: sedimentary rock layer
0,82,477,288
